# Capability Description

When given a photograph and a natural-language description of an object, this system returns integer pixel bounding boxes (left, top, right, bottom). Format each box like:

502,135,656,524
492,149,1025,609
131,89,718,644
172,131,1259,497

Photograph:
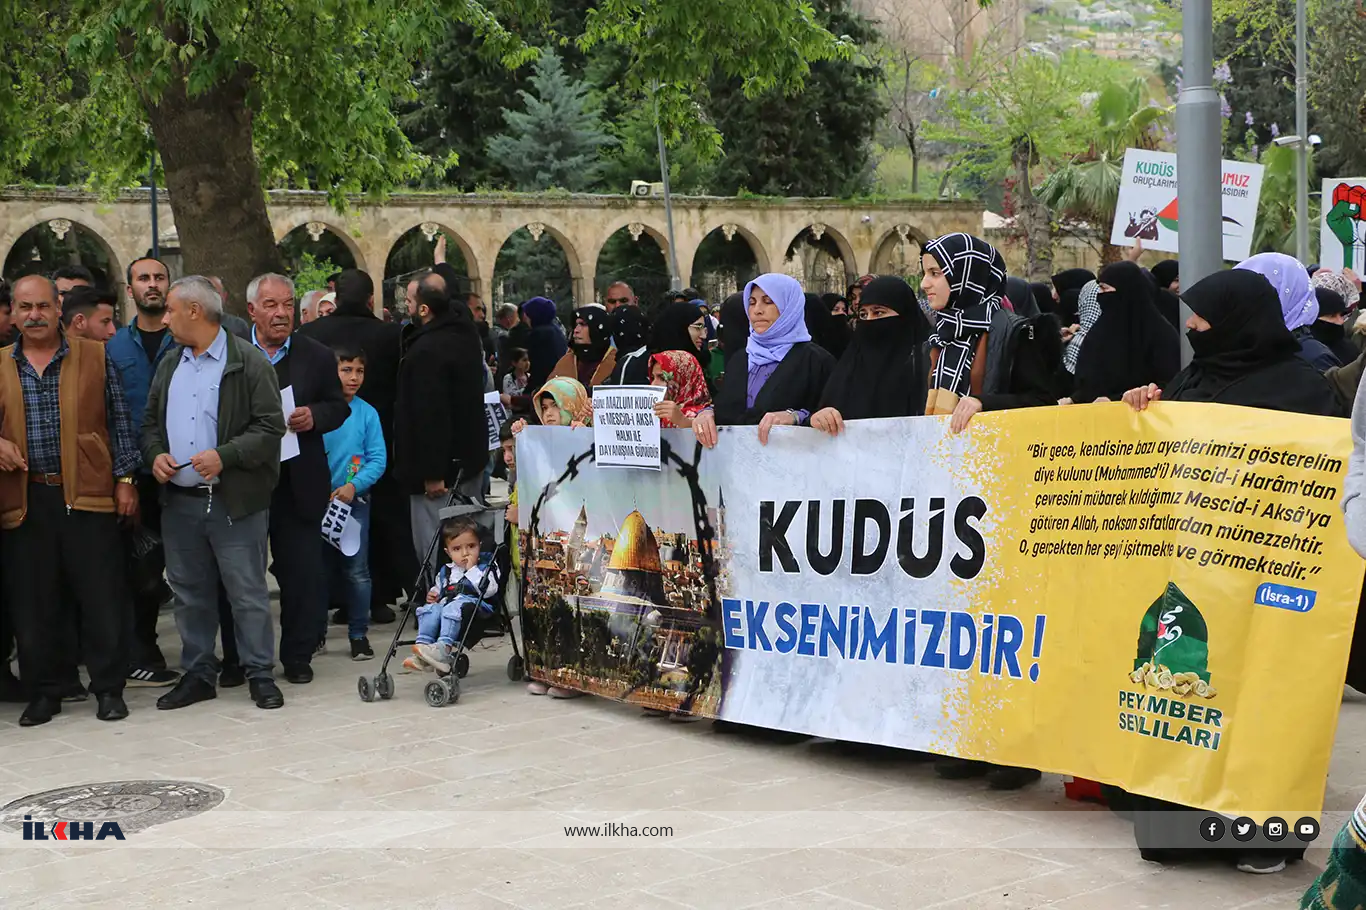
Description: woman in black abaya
804,292,851,360
1071,261,1180,404
1121,268,1334,875
809,276,928,433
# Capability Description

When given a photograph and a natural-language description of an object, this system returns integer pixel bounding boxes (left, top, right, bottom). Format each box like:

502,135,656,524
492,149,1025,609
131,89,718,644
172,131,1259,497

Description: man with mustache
0,275,139,726
223,273,347,685
107,257,181,689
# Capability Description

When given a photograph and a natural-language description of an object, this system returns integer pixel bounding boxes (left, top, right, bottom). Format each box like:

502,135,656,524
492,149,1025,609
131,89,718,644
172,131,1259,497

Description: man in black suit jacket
228,273,348,684
299,269,411,614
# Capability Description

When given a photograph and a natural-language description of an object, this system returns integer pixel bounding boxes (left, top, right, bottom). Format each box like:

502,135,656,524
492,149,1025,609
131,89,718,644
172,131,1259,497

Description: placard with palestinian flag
1109,148,1264,262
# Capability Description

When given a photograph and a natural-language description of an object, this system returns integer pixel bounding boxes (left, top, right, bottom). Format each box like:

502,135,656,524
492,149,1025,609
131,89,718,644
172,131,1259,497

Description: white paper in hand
483,391,509,451
320,498,361,556
591,385,666,470
280,385,301,462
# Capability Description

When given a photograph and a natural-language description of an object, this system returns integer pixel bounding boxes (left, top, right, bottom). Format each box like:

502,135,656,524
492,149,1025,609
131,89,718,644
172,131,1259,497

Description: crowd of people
5,229,1366,887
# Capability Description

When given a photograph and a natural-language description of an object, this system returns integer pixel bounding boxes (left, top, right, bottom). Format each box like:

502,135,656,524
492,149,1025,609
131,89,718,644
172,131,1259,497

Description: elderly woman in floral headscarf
649,351,713,429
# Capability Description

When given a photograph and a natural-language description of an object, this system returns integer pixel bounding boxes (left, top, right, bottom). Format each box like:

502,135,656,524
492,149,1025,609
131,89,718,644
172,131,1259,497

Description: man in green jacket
139,276,288,711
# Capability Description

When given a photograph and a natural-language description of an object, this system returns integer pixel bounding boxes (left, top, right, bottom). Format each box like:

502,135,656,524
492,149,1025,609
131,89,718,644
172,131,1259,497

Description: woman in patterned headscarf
532,377,594,427
921,233,1007,415
1062,281,1103,375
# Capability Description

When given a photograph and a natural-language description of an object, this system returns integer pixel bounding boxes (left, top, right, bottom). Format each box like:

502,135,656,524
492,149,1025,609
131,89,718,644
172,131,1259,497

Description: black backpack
983,310,1061,395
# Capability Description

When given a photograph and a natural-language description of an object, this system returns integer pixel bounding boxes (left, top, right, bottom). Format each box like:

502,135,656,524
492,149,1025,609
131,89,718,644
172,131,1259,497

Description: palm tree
1037,79,1169,264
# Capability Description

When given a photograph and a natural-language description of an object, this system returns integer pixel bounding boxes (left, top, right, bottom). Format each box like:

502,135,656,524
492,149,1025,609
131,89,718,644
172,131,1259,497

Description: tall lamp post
652,86,683,293
1294,0,1309,262
149,149,160,260
1175,0,1222,365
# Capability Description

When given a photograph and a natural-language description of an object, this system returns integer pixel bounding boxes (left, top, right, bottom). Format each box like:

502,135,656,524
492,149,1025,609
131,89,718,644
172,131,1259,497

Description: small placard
484,391,509,451
591,385,666,470
321,498,361,556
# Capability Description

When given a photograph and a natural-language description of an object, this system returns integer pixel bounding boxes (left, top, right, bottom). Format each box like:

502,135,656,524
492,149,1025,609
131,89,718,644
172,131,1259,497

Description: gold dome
607,510,663,574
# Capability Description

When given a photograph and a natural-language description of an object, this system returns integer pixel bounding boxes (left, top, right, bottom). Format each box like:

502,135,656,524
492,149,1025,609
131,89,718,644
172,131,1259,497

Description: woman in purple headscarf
694,273,835,448
1236,252,1340,370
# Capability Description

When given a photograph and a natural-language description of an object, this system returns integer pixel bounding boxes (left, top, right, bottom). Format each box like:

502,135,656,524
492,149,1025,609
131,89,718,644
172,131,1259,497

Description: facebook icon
1200,816,1226,842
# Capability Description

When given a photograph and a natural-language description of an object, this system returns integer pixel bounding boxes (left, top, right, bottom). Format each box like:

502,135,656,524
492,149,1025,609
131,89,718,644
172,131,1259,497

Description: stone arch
0,208,136,293
381,222,483,309
870,224,929,280
590,218,670,305
271,213,367,274
691,223,768,304
783,223,857,294
492,221,585,308
694,222,770,277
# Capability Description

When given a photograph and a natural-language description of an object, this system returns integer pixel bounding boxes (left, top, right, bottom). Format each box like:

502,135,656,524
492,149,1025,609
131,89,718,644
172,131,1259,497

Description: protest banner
1320,177,1366,272
591,385,666,470
320,498,361,556
516,404,1361,819
1110,149,1263,262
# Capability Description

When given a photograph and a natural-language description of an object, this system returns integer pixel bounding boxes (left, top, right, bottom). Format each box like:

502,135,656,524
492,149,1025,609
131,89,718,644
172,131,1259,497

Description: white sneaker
413,643,451,674
1236,855,1287,874
526,681,549,695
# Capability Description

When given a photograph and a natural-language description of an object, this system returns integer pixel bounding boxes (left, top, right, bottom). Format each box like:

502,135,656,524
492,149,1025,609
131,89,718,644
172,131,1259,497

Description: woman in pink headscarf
693,273,835,448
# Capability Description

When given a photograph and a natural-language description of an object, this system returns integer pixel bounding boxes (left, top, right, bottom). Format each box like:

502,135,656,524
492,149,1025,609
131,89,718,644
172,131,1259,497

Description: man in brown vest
0,275,140,726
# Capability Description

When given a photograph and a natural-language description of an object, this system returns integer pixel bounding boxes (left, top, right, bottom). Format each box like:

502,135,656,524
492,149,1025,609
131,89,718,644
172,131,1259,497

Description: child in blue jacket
322,346,387,660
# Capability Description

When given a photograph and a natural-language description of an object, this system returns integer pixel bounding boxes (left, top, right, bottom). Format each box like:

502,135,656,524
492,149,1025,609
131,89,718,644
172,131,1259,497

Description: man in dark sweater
393,273,487,565
300,270,408,618
229,273,348,685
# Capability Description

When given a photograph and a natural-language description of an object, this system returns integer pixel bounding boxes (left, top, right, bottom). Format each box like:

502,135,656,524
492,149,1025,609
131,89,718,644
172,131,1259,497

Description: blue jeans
325,497,371,640
416,599,484,647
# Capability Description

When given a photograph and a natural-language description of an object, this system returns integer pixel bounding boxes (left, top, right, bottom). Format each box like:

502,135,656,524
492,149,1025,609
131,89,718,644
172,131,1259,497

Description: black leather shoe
249,678,284,709
156,675,217,710
370,604,396,624
96,693,129,721
19,696,61,727
218,664,246,689
283,664,313,684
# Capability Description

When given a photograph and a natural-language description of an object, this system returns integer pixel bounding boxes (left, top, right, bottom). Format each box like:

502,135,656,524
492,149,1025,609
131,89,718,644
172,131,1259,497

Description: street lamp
1176,0,1222,365
651,85,683,293
1294,0,1309,262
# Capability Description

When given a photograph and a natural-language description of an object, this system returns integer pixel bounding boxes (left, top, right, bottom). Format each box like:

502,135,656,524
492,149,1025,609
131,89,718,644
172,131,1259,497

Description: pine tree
487,48,613,192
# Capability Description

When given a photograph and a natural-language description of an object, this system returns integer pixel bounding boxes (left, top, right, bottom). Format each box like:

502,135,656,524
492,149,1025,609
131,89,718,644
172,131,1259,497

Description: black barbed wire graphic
521,434,725,714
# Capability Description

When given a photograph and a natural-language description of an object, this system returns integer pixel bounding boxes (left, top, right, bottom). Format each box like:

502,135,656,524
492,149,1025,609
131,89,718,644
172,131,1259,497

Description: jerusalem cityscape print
517,427,730,716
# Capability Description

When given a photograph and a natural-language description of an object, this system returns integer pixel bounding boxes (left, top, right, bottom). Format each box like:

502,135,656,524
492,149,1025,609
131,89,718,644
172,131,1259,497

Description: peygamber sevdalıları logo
1130,582,1217,700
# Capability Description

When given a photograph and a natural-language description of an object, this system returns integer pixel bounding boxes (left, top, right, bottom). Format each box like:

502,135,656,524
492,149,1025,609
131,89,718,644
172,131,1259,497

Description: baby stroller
357,491,524,707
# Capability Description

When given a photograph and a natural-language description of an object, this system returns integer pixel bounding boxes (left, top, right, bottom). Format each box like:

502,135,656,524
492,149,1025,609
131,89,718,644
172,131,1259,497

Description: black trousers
4,485,129,697
220,499,327,669
369,473,415,604
121,474,167,669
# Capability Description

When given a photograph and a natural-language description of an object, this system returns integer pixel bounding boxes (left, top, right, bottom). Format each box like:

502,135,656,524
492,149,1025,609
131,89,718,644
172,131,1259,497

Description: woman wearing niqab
1071,261,1180,403
602,307,651,386
804,292,850,360
810,276,929,434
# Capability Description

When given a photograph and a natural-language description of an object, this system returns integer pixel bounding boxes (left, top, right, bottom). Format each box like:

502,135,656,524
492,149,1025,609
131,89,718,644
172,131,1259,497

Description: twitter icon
1231,817,1258,842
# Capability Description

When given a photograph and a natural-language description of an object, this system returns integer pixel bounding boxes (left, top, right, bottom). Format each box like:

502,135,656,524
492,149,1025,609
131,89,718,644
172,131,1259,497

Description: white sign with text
592,385,666,470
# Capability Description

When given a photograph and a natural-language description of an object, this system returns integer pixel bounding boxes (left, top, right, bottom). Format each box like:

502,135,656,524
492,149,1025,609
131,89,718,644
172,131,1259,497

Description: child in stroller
406,516,500,674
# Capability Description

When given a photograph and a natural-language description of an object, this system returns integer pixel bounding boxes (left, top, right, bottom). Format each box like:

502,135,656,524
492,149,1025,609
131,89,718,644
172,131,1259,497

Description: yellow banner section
962,401,1359,817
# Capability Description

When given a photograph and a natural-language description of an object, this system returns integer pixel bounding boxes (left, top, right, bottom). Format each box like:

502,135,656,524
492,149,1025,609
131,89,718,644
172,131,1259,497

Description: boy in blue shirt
323,346,387,660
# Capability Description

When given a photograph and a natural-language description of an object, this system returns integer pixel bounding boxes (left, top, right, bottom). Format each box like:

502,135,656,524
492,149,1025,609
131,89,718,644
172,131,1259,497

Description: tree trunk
143,65,283,317
1012,144,1054,281
1100,242,1125,265
905,125,920,196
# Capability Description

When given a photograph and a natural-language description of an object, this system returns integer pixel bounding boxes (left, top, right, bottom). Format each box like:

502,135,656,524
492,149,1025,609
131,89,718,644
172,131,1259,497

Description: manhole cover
0,781,224,834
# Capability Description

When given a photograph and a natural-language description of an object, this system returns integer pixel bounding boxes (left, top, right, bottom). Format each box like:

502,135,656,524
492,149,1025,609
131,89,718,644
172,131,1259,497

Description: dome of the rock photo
607,510,663,574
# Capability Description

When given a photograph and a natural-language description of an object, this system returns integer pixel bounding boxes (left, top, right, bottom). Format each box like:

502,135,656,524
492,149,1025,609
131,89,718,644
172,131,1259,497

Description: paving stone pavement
0,611,1359,910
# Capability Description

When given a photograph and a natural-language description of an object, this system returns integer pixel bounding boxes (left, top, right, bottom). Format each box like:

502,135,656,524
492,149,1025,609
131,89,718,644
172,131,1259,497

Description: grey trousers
162,491,275,683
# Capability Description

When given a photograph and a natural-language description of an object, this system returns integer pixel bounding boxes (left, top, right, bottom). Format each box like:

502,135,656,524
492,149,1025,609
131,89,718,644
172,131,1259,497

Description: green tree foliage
0,1,844,309
487,48,613,192
704,0,885,196
1309,0,1366,177
1037,79,1168,263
